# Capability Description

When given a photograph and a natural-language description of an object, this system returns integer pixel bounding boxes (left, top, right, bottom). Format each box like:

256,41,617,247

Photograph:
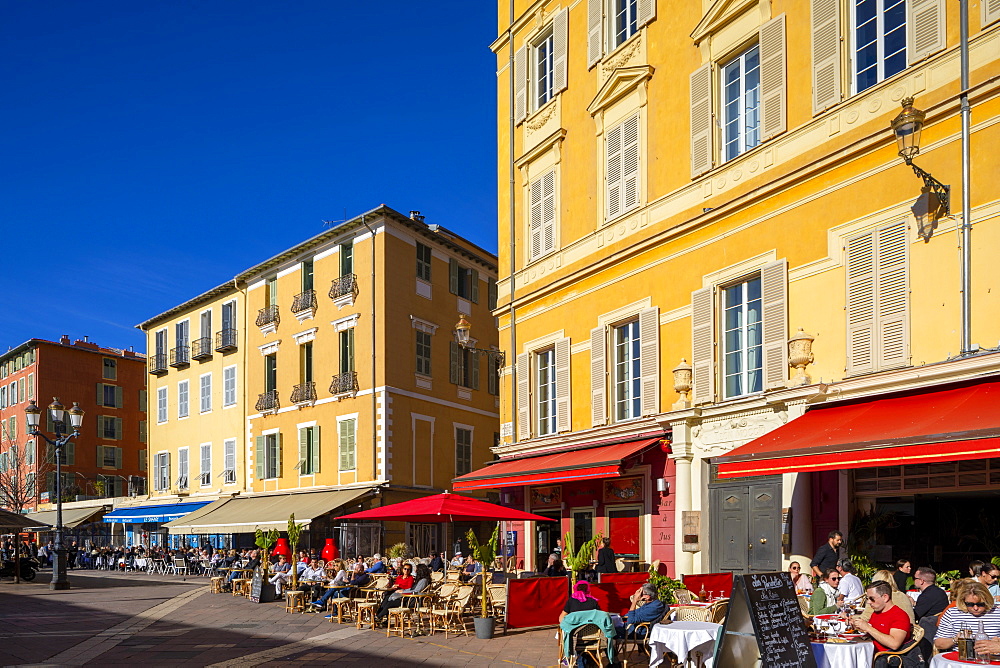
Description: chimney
409,210,425,223
60,335,71,345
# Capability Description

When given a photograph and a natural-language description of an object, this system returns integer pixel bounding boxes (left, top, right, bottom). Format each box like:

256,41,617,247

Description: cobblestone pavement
1,570,639,667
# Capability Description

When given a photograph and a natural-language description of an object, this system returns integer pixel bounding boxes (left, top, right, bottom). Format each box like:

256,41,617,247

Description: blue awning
103,502,211,524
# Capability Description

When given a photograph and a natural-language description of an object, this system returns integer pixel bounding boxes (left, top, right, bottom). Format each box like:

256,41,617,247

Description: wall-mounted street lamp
454,314,506,369
890,97,951,242
25,398,85,590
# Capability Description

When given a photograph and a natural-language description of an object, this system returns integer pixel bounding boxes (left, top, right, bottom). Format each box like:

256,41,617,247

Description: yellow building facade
482,0,1000,576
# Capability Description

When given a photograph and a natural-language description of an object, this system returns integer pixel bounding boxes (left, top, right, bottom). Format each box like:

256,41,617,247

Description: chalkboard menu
715,572,817,668
250,572,277,603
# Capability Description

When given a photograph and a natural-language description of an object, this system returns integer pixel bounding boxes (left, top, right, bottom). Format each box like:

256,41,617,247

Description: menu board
250,572,277,603
716,572,817,668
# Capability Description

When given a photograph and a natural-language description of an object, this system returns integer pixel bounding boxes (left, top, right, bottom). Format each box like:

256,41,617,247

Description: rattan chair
566,623,613,667
872,623,925,666
429,584,475,637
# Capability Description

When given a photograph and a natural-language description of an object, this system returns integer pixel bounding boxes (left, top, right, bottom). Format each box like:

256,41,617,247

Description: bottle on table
699,585,708,602
957,628,972,661
975,621,988,664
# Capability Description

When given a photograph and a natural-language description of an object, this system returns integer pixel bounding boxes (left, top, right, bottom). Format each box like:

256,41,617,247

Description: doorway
571,508,594,554
535,510,561,570
710,478,781,573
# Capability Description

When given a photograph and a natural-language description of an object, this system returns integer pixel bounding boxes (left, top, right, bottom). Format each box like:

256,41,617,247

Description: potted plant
252,527,280,603
647,568,685,605
286,514,306,589
466,523,500,639
562,531,602,583
385,542,409,562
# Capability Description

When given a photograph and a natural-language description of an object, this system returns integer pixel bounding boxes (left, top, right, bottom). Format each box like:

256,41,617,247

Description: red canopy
335,491,556,523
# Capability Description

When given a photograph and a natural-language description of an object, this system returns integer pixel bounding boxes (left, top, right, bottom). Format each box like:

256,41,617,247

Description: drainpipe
508,0,518,443
360,216,379,482
959,0,973,355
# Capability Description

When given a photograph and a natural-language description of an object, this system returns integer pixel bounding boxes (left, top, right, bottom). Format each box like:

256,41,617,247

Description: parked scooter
0,556,40,581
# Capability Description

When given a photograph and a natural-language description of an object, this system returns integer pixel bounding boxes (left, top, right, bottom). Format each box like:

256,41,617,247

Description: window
590,309,658,427
99,474,123,498
416,331,432,376
448,259,479,302
103,357,117,380
587,0,655,66
338,419,356,471
176,319,190,348
513,9,567,123
138,420,147,443
721,45,761,162
0,385,5,408
266,275,278,307
223,366,237,406
99,416,122,440
340,241,354,276
26,372,33,400
200,373,212,413
606,114,640,220
223,439,237,484
301,258,314,292
16,379,24,404
339,329,355,374
612,0,639,48
6,416,15,441
154,452,170,491
221,299,236,333
200,309,212,341
416,243,432,281
301,342,314,383
852,0,906,93
157,387,168,423
535,349,556,436
455,427,472,476
99,383,121,408
200,443,211,486
529,169,556,260
265,354,277,392
722,277,763,399
256,433,281,480
177,380,189,418
25,440,35,465
449,342,479,390
299,426,319,475
177,448,189,489
155,329,168,358
533,28,554,110
613,321,641,420
25,472,35,498
101,445,120,468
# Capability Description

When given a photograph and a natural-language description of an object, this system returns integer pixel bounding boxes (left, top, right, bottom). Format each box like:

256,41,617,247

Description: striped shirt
936,605,1000,646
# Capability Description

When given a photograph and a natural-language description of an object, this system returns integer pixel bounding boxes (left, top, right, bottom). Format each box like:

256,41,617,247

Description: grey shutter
554,337,571,433
985,0,1000,27
488,277,498,311
514,45,527,124
255,436,265,480
587,0,603,68
470,351,481,390
449,341,462,384
846,232,876,375
590,326,607,427
637,0,656,27
96,383,104,407
298,428,308,473
530,175,542,259
115,418,123,440
690,64,714,178
96,416,104,438
164,455,170,491
542,169,556,255
516,353,530,440
876,222,910,369
908,0,946,64
606,122,623,219
811,0,842,114
339,421,351,470
312,425,321,474
449,258,460,294
275,433,282,479
470,269,480,303
139,389,147,409
761,260,789,389
759,15,787,140
115,386,123,408
65,442,75,466
552,9,569,93
621,115,640,212
638,307,659,416
114,447,122,469
96,446,104,469
691,287,715,404
488,354,498,395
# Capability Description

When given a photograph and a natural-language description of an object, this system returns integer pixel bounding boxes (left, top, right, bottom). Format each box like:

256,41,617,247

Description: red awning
452,436,664,491
715,376,1000,478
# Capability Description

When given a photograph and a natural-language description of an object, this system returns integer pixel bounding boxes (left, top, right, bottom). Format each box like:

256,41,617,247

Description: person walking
810,531,843,577
595,538,616,575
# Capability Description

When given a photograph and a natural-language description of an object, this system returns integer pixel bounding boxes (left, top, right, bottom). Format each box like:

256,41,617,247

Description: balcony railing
149,353,168,375
255,389,279,413
191,337,213,360
291,289,317,314
215,328,238,352
256,304,280,328
329,371,358,396
329,273,358,301
169,345,190,368
291,381,317,404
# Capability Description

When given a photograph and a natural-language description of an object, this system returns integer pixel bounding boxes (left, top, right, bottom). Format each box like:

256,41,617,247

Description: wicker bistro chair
486,583,507,621
616,609,673,665
386,593,431,638
429,585,476,638
565,623,614,667
872,623,925,667
355,575,393,629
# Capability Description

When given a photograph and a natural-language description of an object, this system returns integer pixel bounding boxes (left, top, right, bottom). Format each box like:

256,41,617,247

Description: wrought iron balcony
255,389,279,413
256,304,280,328
191,337,213,360
291,289,317,315
215,328,238,352
169,345,190,368
149,353,168,375
329,273,358,301
329,371,358,396
291,381,317,404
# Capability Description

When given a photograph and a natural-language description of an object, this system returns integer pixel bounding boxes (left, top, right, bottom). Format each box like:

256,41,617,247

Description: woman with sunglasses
809,568,844,615
788,561,813,594
934,581,1000,652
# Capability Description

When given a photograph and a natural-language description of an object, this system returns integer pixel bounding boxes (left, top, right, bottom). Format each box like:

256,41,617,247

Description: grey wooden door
710,480,781,573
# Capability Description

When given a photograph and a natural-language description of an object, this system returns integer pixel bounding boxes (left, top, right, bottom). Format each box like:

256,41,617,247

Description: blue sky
1,1,498,352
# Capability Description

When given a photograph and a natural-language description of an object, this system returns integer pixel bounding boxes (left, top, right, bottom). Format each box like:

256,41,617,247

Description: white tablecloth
811,640,874,668
648,621,721,668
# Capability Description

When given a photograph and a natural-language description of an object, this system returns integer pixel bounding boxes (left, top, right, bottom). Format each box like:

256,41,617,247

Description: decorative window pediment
691,0,759,43
587,66,654,117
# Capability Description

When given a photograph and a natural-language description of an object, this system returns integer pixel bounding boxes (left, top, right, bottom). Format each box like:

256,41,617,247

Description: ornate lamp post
453,314,506,370
890,97,950,240
25,398,85,590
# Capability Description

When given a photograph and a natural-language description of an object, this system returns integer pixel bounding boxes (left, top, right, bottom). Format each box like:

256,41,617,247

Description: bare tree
0,421,52,515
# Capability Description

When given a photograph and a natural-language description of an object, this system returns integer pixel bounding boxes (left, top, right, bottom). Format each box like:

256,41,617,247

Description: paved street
0,571,600,667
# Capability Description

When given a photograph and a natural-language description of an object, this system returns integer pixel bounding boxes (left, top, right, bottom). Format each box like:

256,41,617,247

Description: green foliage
992,557,1000,568
255,527,279,574
937,570,962,589
849,552,880,584
648,569,685,605
562,531,602,575
385,542,410,560
467,524,500,618
286,514,306,587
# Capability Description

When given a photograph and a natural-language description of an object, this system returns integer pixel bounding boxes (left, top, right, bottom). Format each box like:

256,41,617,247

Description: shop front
102,501,213,548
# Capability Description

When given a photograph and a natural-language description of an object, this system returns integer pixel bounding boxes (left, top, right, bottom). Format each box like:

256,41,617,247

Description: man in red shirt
851,581,912,652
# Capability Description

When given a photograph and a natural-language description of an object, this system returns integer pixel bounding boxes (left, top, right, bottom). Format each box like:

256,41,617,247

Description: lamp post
25,398,85,590
890,97,951,235
454,314,506,373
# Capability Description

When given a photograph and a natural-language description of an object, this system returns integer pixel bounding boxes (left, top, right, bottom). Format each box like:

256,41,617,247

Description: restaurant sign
529,485,562,509
603,476,643,503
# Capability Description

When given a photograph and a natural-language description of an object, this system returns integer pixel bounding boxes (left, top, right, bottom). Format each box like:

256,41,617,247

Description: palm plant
286,514,306,587
562,531,602,583
255,527,279,574
467,524,500,619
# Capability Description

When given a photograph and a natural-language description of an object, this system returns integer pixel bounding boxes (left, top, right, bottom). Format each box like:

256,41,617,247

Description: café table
810,639,874,668
648,621,721,668
932,650,1000,667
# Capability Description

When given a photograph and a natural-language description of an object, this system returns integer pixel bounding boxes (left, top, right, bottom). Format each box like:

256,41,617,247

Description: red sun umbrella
335,491,556,523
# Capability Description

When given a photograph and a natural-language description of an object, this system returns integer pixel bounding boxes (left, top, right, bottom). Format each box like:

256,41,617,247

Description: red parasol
335,491,556,523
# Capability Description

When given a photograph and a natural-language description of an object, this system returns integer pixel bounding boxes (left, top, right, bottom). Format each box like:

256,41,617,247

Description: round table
810,640,874,668
932,651,1000,667
648,621,721,668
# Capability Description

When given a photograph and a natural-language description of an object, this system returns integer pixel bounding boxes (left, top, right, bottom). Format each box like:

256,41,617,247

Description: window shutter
690,64,714,178
908,0,946,64
339,421,350,470
759,15,787,140
846,232,876,375
516,353,530,440
299,428,308,473
255,436,265,480
449,258,460,294
514,45,527,124
275,433,282,479
449,341,462,384
637,0,656,27
761,260,789,389
587,0,603,68
115,386,123,408
590,326,607,427
470,351,481,390
554,338,571,433
691,287,715,404
606,122,623,220
638,307,660,416
488,277,498,311
96,415,104,438
96,383,104,407
621,115,640,212
96,446,104,469
985,0,1000,27
530,176,542,260
470,269,480,303
876,222,910,369
27,373,33,399
542,169,556,255
312,425,321,474
552,9,569,93
115,417,123,440
811,0,842,114
65,442,75,466
114,447,122,469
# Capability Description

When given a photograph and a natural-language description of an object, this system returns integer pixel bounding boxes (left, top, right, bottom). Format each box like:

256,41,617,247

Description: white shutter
637,0,656,28
552,9,569,94
690,64,714,178
621,114,640,212
846,232,876,375
985,0,1000,27
542,169,556,255
876,222,910,369
554,338,571,433
811,0,842,114
514,45,527,124
529,175,543,260
516,353,531,440
908,0,946,64
638,307,659,416
691,287,715,404
590,326,607,427
588,0,604,68
759,15,787,140
606,122,623,220
760,260,789,389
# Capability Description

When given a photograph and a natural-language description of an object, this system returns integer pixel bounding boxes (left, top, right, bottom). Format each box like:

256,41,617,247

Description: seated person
560,581,601,622
374,563,431,624
296,559,328,600
618,583,666,638
788,561,813,595
934,582,1000,652
429,551,444,572
809,568,844,616
365,554,387,574
851,581,912,652
461,555,482,581
859,570,915,623
267,555,293,595
310,563,370,610
449,552,465,569
543,553,568,577
326,559,348,586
